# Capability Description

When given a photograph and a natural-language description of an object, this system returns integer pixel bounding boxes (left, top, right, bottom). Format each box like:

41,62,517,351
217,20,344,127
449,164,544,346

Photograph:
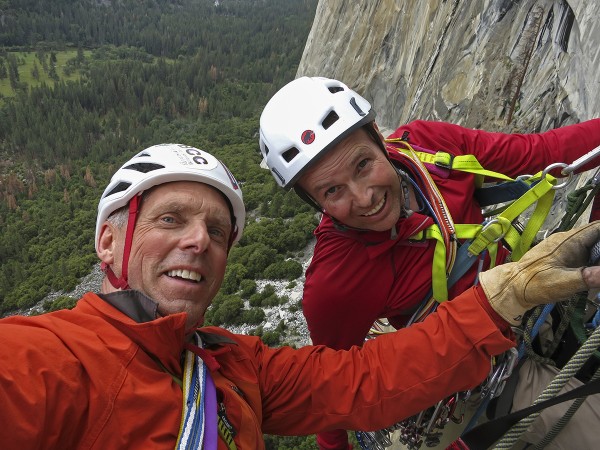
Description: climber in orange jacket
1,143,599,449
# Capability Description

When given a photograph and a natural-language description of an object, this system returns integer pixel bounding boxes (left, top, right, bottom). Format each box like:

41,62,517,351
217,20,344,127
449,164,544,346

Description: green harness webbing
390,142,558,302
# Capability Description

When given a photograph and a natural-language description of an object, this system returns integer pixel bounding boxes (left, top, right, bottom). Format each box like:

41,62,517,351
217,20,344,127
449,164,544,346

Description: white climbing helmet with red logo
259,76,375,189
95,143,245,290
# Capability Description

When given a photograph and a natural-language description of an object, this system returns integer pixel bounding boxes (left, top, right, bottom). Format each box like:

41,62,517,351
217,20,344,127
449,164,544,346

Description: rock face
298,0,600,134
297,0,600,234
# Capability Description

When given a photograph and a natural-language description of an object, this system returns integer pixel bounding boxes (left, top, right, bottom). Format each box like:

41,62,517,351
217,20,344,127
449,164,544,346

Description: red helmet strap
101,194,142,290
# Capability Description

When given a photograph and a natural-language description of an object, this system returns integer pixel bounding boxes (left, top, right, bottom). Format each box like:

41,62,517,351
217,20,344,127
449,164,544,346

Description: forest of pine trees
0,0,318,321
0,3,368,445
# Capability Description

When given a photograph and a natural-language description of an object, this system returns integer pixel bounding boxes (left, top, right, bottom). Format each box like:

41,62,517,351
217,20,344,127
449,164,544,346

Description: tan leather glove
479,221,600,325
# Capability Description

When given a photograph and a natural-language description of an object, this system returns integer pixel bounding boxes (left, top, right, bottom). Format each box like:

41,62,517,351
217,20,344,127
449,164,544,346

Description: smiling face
297,127,402,231
99,181,231,331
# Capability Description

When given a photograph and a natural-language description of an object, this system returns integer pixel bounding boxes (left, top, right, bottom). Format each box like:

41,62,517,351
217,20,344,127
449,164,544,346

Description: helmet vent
104,181,132,198
322,111,339,130
350,97,366,116
282,147,299,163
263,145,269,156
328,86,344,94
124,162,165,173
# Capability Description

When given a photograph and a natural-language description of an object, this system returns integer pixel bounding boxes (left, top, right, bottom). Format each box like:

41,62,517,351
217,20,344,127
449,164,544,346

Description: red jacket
0,288,513,449
303,119,600,351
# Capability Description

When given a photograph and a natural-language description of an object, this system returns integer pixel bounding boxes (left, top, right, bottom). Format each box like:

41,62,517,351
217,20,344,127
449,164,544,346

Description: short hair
106,205,128,229
105,191,150,229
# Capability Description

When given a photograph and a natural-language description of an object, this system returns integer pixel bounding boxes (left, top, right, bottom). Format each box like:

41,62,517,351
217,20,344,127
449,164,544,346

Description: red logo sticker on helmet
301,130,315,145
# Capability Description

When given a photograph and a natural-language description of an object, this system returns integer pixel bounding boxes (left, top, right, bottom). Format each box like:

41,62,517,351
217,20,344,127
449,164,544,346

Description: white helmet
95,143,245,250
259,76,375,189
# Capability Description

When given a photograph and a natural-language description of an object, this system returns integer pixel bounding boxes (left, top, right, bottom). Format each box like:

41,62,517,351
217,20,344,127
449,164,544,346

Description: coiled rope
493,320,600,449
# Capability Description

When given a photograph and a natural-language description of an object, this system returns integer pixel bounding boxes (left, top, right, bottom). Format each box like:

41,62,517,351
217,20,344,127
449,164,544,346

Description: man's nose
349,182,372,207
180,221,211,253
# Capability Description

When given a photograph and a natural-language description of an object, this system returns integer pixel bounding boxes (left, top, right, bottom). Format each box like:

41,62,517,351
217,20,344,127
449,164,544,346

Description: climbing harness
378,139,559,316
359,141,600,450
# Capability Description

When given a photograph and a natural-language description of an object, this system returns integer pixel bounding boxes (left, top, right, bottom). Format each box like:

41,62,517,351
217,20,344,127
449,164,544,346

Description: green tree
31,61,40,80
205,293,244,326
221,263,248,295
263,259,303,280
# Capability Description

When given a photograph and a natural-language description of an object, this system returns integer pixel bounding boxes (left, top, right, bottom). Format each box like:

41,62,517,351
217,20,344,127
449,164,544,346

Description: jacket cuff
474,285,514,335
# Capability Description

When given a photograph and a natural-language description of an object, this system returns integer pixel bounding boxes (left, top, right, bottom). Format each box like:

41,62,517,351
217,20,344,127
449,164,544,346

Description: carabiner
561,144,600,176
541,162,571,189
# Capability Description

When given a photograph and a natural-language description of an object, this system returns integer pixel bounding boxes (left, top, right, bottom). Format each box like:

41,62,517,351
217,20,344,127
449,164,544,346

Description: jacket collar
99,290,160,323
97,290,236,346
77,291,235,375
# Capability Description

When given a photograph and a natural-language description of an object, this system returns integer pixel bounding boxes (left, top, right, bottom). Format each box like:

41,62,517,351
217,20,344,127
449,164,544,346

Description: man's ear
96,222,117,264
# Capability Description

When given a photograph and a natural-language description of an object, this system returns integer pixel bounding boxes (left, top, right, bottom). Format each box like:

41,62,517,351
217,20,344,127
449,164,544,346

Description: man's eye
161,216,176,224
325,186,338,196
358,158,369,169
209,227,229,243
209,228,224,237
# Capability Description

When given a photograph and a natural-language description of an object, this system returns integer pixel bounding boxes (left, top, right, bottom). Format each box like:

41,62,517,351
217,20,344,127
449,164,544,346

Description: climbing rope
521,304,557,366
530,366,600,450
493,318,600,449
554,168,600,232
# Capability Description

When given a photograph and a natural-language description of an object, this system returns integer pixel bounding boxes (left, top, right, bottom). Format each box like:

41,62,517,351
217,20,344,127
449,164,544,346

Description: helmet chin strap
101,194,142,290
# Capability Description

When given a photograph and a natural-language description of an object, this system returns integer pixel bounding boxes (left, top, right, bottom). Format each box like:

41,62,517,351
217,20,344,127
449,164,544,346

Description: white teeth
167,269,202,282
362,195,385,216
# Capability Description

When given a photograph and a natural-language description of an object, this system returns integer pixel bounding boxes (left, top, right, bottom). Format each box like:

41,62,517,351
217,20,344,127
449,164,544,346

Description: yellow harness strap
387,142,514,187
388,139,558,302
410,223,499,302
410,225,450,301
467,172,556,261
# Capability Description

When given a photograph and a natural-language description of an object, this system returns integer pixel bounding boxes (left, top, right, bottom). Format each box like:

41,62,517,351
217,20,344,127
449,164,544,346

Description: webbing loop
467,217,511,256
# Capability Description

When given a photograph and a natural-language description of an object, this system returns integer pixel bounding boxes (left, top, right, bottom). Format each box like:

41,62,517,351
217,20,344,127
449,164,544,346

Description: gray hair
106,191,151,228
106,206,128,229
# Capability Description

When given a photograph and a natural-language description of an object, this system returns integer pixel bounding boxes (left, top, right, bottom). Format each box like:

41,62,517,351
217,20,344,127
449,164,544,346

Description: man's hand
479,221,600,325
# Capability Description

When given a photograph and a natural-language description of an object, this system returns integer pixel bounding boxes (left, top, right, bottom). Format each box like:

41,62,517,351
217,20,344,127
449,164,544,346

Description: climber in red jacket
259,76,600,449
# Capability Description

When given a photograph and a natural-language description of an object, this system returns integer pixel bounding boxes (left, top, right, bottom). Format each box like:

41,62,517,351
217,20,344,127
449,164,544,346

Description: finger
582,266,600,289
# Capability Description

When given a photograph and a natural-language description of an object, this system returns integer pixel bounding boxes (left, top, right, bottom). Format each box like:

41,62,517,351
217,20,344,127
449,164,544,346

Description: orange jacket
0,288,513,449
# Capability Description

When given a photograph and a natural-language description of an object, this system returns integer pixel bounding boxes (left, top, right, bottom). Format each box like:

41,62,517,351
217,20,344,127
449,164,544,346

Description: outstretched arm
257,222,600,435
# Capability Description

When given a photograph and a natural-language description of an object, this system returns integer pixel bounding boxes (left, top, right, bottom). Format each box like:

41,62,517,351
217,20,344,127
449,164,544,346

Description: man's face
112,181,231,330
297,127,402,231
